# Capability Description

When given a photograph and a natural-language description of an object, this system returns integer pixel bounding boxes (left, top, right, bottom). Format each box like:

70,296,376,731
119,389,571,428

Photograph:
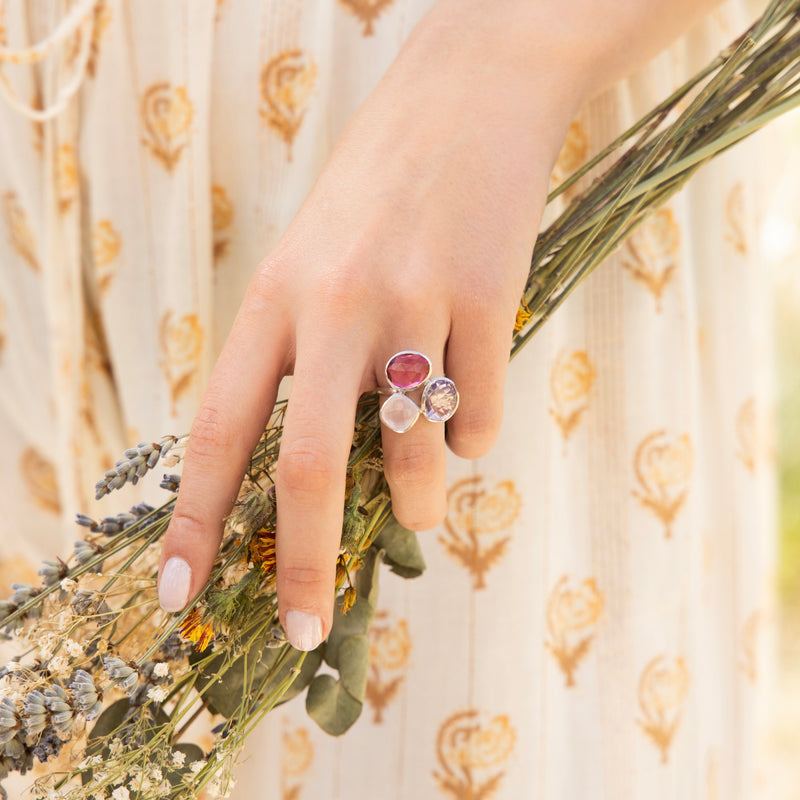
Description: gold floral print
141,83,195,171
725,182,747,254
632,430,693,538
260,50,317,161
620,207,680,311
56,143,79,213
65,0,111,78
159,310,204,415
551,119,589,190
338,0,396,36
365,610,412,724
545,575,604,687
3,191,39,271
281,724,314,800
636,654,690,764
549,349,596,442
20,447,61,515
441,475,521,590
434,709,516,799
91,219,122,294
736,396,756,472
212,184,234,262
739,610,763,682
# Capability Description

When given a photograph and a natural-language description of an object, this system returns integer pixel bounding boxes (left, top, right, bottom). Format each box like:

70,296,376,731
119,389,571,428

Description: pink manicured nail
285,610,323,651
159,557,192,612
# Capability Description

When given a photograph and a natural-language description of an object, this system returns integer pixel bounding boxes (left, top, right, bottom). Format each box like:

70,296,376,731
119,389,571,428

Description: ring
378,350,459,434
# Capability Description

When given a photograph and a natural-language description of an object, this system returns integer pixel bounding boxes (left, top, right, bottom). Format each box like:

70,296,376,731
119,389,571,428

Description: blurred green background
766,110,800,798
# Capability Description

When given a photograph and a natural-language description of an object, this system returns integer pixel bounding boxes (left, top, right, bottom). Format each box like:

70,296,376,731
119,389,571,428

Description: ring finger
379,346,450,532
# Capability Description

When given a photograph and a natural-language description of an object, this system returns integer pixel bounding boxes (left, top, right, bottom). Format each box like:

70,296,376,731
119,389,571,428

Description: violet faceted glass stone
385,351,432,391
421,377,459,422
380,392,420,433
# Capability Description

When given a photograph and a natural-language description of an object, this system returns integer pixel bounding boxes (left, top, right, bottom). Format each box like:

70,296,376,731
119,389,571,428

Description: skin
158,0,724,648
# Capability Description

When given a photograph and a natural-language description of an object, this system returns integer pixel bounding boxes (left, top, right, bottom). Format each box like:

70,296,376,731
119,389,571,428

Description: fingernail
285,610,323,651
159,557,192,612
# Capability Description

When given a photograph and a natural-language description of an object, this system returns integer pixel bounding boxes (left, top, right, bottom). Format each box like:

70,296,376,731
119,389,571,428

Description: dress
0,1,778,798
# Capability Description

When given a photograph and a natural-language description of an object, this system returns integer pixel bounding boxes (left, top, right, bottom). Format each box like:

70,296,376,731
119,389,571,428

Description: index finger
157,269,290,612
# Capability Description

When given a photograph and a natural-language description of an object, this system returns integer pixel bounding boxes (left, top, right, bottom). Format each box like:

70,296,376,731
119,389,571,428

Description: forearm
419,0,725,99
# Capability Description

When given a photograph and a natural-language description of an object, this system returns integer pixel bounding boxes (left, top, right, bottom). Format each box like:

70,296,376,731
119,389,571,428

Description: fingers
380,348,448,532
275,325,369,651
444,309,511,460
158,267,290,613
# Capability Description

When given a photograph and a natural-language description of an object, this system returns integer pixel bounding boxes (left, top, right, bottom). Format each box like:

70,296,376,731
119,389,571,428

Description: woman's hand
156,0,716,650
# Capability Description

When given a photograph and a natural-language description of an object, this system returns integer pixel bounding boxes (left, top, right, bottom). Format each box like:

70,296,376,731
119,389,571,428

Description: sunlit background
764,109,800,798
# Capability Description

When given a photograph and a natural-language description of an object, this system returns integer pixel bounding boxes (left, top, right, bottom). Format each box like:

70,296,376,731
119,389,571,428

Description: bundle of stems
1,1,798,797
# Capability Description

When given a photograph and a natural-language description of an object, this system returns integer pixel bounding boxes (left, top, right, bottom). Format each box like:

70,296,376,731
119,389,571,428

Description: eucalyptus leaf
275,646,323,706
337,635,370,701
305,673,363,736
372,515,426,578
164,743,206,788
324,548,381,670
192,640,307,719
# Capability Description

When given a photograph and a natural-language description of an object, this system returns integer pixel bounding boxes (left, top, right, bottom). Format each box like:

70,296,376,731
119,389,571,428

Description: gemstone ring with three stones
378,350,460,434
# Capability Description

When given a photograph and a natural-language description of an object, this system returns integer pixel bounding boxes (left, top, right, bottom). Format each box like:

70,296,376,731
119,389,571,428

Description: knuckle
188,402,237,460
449,407,501,457
384,442,440,491
280,563,331,591
278,439,338,496
393,498,447,532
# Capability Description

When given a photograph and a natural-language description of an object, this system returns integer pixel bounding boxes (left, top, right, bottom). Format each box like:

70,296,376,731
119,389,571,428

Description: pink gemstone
422,378,459,422
379,392,420,433
386,351,431,391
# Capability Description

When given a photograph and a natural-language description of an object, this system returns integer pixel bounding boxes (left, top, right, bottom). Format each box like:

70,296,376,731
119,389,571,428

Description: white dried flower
60,578,78,592
108,737,124,757
171,749,186,767
146,686,168,703
111,788,130,800
49,655,71,677
152,662,169,679
65,639,84,658
189,760,206,774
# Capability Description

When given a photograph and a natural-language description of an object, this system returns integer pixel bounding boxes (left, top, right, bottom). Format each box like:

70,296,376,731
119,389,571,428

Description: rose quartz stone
380,392,420,433
386,351,431,390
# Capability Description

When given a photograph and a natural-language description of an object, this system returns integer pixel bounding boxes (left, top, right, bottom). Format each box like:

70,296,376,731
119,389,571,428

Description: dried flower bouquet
1,1,798,797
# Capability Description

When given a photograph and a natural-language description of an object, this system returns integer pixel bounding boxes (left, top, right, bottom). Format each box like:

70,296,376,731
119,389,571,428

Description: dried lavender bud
70,591,114,626
160,474,181,492
38,559,68,587
75,513,99,530
10,585,36,606
228,488,272,533
22,691,48,736
43,685,73,735
31,729,63,763
264,626,288,649
95,435,180,499
104,657,139,695
73,540,104,570
0,698,19,745
130,503,154,517
70,669,103,720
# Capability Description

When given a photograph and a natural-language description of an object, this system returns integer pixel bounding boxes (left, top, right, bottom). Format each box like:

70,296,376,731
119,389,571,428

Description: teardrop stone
385,351,431,390
379,392,420,433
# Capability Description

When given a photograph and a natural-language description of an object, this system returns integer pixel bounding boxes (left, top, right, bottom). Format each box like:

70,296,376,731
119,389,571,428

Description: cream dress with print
0,1,779,798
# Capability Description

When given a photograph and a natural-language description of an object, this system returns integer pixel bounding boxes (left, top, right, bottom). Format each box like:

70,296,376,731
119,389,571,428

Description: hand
156,3,588,649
